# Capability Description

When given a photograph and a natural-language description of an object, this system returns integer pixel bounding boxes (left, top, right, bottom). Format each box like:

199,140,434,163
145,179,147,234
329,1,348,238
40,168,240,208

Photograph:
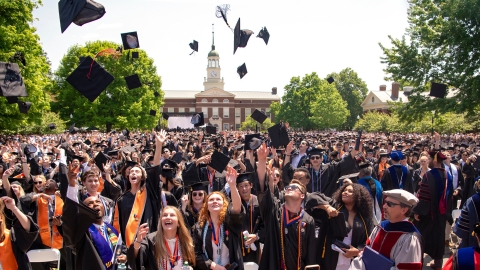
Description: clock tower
203,24,225,91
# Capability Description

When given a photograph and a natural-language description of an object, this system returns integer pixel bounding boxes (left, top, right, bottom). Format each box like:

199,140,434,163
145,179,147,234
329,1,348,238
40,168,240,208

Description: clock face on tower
211,71,217,77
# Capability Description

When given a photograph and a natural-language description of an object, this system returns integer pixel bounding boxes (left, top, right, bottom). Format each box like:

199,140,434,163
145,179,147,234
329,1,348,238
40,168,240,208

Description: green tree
240,116,274,131
379,0,480,120
270,72,349,130
52,41,163,131
0,0,53,132
327,68,368,129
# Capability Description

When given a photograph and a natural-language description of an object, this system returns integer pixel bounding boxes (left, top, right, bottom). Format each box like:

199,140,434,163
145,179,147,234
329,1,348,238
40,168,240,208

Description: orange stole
114,189,148,247
378,162,390,180
38,195,64,249
98,175,104,193
0,230,18,270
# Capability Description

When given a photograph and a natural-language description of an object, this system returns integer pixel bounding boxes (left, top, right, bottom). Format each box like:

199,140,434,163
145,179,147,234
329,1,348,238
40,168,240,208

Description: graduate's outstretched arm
2,196,30,231
226,166,241,214
256,143,268,193
153,129,166,166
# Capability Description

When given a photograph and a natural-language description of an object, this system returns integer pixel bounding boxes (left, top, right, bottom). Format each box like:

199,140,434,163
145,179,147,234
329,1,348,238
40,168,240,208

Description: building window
202,107,208,118
212,107,219,118
168,108,174,113
189,108,195,112
223,123,229,130
371,97,374,103
266,108,271,117
245,108,251,117
223,99,229,103
236,124,241,130
223,107,229,118
212,99,218,103
235,108,240,118
179,108,185,113
202,98,208,103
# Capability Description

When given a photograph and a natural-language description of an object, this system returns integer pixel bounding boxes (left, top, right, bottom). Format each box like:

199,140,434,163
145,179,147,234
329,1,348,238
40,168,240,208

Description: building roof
163,90,280,100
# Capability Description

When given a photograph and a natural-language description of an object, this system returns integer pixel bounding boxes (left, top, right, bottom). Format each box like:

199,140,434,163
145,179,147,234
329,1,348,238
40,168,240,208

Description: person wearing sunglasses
306,148,335,195
350,189,422,270
181,181,207,233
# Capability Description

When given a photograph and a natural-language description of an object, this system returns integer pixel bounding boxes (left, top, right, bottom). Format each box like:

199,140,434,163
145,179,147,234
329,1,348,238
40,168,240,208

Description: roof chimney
392,82,400,99
272,87,277,95
379,85,386,91
403,86,413,96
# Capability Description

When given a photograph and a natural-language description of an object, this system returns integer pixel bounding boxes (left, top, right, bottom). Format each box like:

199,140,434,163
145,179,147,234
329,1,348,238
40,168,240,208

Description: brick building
161,41,281,131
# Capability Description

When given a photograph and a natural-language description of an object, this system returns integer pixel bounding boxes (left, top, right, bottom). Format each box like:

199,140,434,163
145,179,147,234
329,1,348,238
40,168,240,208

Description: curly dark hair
332,183,373,219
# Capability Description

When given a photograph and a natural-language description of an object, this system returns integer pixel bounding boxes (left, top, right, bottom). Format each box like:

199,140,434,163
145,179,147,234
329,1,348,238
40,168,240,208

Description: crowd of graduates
1,128,480,270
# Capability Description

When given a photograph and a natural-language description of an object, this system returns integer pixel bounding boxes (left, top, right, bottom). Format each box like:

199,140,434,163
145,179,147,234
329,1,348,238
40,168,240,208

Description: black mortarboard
161,159,178,171
132,51,139,58
150,110,156,116
0,62,27,97
124,160,139,169
58,0,105,33
17,101,32,114
94,151,110,172
24,144,37,155
189,40,198,54
108,150,119,156
237,63,247,79
327,76,335,84
162,112,169,120
121,31,140,50
206,126,217,135
236,172,252,185
72,142,81,147
251,109,267,124
8,175,27,183
256,27,269,45
69,123,79,134
66,56,114,102
191,112,204,127
124,74,142,90
48,123,56,130
430,82,447,98
6,96,18,104
188,181,208,192
210,151,230,173
308,148,325,156
154,91,160,97
244,134,262,151
358,161,371,170
268,123,289,148
141,148,153,154
233,18,254,54
234,144,244,150
172,152,183,164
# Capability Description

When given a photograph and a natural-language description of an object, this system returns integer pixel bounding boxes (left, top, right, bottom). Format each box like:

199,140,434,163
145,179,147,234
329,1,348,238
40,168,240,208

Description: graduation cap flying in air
189,40,198,55
257,27,270,45
215,4,233,30
121,31,140,50
234,18,254,54
58,0,106,33
0,62,28,99
191,112,204,127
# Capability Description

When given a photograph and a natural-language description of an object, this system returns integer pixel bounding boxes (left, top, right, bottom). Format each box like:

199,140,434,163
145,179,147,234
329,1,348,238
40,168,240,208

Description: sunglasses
192,192,204,197
273,174,280,177
284,185,303,193
384,200,401,208
33,181,43,185
310,155,321,160
300,142,307,145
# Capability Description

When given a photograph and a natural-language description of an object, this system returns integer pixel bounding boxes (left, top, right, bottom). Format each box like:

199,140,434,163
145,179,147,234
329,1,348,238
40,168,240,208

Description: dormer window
371,97,375,103
202,98,208,103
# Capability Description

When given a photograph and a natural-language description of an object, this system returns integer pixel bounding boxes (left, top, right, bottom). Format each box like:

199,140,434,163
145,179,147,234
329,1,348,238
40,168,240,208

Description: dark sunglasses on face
192,192,204,197
310,155,321,160
384,200,401,207
33,181,43,185
284,185,302,193
274,174,280,177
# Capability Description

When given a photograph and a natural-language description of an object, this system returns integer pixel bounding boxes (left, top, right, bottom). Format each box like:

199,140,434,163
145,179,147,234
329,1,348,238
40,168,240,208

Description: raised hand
103,160,112,174
256,143,269,161
286,140,294,155
135,223,149,243
1,196,16,210
155,129,167,144
225,166,238,187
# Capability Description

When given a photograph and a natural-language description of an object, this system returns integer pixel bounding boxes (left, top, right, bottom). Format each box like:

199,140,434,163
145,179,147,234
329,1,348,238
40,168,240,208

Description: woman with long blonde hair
131,206,195,270
193,166,244,270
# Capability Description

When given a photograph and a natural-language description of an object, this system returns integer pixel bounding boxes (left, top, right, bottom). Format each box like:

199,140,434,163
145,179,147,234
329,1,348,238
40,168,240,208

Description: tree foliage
0,0,54,132
52,41,164,131
240,116,274,131
327,68,368,129
379,0,480,120
355,111,476,134
270,72,349,130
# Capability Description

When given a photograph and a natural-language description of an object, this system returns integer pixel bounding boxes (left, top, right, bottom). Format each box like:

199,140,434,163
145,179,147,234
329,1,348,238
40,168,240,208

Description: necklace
160,238,183,270
280,205,304,270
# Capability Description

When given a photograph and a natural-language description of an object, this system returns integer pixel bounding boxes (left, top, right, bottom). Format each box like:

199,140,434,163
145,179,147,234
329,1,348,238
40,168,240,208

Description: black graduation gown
413,168,453,260
199,167,226,193
259,186,317,270
0,187,20,229
61,198,116,270
380,164,414,194
182,207,200,233
127,232,159,270
1,216,39,270
193,206,245,270
101,177,123,202
240,195,263,263
306,165,336,197
115,165,178,244
322,206,374,270
461,162,477,207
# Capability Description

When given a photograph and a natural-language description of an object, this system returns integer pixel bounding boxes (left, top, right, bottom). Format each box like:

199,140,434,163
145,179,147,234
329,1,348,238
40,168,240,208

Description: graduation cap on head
6,96,18,104
0,62,27,98
124,74,142,90
124,160,139,169
429,82,447,98
257,27,269,45
327,76,335,84
237,63,247,79
121,31,140,50
251,109,267,124
17,101,32,114
189,40,198,55
66,56,114,102
236,172,252,185
58,0,106,33
358,161,372,170
161,159,178,171
150,110,156,116
94,151,110,172
206,126,217,135
107,150,119,157
191,112,204,127
244,134,262,151
162,112,169,120
48,123,56,130
210,151,230,173
233,18,254,54
308,148,325,156
268,123,289,148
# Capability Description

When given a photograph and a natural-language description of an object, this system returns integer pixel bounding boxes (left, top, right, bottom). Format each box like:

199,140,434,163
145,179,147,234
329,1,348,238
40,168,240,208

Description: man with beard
20,178,65,270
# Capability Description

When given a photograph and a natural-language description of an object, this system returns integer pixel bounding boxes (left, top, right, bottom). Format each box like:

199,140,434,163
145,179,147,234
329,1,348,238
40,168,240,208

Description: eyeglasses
274,174,280,177
284,185,303,193
384,200,402,208
310,155,321,160
33,181,43,185
192,192,204,197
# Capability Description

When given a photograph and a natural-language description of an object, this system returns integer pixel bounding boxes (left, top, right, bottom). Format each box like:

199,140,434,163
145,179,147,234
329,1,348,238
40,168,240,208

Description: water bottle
182,261,191,270
242,230,250,249
117,262,127,270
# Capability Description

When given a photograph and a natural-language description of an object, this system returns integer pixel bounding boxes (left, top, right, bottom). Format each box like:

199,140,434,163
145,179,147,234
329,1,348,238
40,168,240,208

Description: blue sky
32,0,410,97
